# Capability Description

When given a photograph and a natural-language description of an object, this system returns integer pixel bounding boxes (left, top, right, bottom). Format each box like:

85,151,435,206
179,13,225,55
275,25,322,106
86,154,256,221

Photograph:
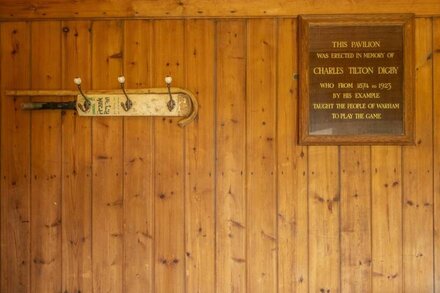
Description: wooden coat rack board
5,76,199,127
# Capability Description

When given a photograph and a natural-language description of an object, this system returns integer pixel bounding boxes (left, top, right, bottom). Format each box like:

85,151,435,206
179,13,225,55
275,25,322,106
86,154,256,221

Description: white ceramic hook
118,75,126,84
165,76,175,111
118,75,132,111
74,77,91,112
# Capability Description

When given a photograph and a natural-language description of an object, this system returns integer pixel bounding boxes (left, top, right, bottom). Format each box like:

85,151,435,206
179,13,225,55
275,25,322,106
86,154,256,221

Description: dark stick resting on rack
21,101,77,110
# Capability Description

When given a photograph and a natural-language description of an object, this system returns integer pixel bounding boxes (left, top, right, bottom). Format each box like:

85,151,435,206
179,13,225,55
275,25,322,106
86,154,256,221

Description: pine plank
61,20,93,293
1,0,440,19
152,20,185,293
30,21,62,293
246,19,277,293
122,20,154,293
308,146,340,293
215,20,247,293
276,18,308,293
402,17,434,293
184,19,216,293
91,20,124,293
340,146,372,292
371,146,402,292
434,16,440,293
0,22,31,293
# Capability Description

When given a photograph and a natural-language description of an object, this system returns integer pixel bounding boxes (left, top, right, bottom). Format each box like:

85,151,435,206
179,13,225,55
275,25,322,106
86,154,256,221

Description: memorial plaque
299,15,415,145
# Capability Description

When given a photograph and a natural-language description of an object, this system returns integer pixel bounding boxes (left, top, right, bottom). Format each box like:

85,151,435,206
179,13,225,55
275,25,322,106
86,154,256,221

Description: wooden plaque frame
299,14,415,145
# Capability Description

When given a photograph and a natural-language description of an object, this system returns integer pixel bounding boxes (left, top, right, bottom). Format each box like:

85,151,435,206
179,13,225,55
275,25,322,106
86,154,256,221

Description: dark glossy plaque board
299,14,415,145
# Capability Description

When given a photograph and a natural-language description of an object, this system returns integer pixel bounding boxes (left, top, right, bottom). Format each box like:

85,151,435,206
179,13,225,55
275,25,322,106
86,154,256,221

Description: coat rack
5,76,198,127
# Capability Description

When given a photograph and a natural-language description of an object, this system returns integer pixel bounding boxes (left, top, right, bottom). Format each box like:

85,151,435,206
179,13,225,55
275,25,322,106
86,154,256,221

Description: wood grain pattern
371,146,402,292
0,17,439,293
91,20,124,293
403,17,434,293
30,21,62,293
246,18,277,293
434,16,440,293
308,146,340,293
0,22,31,293
61,20,93,293
184,19,216,293
152,20,185,293
276,18,308,293
1,0,440,19
215,20,247,293
340,146,371,292
122,20,154,293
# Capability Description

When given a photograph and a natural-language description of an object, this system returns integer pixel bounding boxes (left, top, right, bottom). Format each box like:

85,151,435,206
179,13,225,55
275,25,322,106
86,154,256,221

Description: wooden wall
0,17,439,293
1,0,440,18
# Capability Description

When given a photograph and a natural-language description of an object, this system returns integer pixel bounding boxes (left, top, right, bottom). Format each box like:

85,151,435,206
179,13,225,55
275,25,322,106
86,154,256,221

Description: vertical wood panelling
184,19,216,293
403,17,434,293
152,20,185,293
215,20,247,293
371,146,402,292
340,146,371,292
0,22,31,293
308,146,340,292
123,20,154,293
434,16,440,293
91,20,123,293
276,18,308,293
61,20,93,293
246,19,277,293
1,16,440,293
30,21,62,293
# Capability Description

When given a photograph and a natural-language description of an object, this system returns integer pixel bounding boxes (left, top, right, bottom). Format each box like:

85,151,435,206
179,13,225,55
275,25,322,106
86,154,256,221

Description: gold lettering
347,103,366,109
332,113,353,119
316,53,329,58
363,52,385,58
351,40,381,48
330,52,355,58
354,92,381,99
338,83,353,89
378,66,398,74
332,41,348,48
320,82,334,88
365,113,382,119
376,103,400,109
312,67,344,75
348,67,374,74
313,103,334,109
